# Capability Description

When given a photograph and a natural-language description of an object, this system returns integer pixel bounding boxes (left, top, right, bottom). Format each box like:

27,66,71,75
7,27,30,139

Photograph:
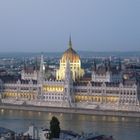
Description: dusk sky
0,0,140,52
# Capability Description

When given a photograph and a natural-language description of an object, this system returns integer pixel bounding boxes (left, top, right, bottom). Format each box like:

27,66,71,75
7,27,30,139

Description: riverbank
0,103,140,118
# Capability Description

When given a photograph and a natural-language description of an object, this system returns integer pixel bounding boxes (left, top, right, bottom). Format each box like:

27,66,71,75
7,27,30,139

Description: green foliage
50,116,60,139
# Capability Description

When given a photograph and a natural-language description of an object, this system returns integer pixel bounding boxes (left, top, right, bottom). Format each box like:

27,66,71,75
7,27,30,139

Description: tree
50,116,60,139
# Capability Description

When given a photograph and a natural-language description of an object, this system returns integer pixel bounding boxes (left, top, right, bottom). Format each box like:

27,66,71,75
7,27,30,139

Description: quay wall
0,104,140,118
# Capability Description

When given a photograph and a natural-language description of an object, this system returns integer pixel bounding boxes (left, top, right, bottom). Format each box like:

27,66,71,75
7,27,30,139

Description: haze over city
0,0,140,52
1,1,140,140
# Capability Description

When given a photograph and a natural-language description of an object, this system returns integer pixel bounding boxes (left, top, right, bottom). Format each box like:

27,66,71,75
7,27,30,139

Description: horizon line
0,50,140,53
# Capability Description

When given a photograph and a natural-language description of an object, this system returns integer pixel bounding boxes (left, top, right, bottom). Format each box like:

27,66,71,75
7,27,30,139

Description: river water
0,109,139,140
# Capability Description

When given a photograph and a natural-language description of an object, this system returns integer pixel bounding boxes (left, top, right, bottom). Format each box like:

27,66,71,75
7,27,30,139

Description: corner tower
56,37,84,81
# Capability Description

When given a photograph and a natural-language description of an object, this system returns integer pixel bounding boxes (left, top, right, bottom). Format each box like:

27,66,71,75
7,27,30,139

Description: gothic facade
0,39,140,110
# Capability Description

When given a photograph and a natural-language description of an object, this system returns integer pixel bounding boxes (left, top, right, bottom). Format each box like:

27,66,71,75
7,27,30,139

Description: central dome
61,37,80,63
56,36,84,81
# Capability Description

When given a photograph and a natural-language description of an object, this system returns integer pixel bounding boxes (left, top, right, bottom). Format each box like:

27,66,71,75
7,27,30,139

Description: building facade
56,37,84,81
0,39,140,110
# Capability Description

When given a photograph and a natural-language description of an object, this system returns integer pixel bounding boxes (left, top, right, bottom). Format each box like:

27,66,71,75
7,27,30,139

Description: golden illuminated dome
61,37,80,63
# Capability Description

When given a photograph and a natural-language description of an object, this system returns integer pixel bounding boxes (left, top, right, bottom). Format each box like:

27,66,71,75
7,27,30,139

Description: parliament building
0,38,140,110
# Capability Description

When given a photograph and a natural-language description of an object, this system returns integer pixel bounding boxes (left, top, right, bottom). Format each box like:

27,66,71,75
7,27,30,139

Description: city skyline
0,0,140,52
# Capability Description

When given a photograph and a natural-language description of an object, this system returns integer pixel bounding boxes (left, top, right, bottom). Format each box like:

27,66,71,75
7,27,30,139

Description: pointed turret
93,59,97,72
119,58,122,71
40,53,44,73
104,60,108,72
38,53,45,84
35,57,38,71
107,59,111,71
65,59,72,82
23,58,27,71
68,35,72,49
64,59,74,107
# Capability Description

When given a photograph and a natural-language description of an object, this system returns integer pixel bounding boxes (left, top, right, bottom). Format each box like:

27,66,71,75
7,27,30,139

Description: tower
38,53,45,84
56,37,84,81
69,35,72,48
37,53,45,100
107,59,111,72
119,58,122,71
64,59,74,107
93,59,97,72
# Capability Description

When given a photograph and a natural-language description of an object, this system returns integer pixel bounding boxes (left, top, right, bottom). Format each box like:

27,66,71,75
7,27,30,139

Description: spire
107,59,111,71
23,58,27,70
38,53,45,83
64,59,74,107
40,53,45,73
119,58,122,71
35,57,38,70
93,59,97,71
104,60,108,72
68,35,72,49
65,59,71,81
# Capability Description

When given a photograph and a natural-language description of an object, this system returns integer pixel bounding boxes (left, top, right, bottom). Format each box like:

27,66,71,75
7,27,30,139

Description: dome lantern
61,37,80,63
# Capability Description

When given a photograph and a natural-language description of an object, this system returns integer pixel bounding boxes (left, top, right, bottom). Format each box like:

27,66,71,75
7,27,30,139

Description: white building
0,38,140,111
